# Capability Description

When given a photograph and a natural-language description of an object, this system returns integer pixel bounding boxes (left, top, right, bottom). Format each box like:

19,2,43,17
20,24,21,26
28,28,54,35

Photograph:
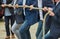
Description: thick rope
1,5,43,10
42,11,50,39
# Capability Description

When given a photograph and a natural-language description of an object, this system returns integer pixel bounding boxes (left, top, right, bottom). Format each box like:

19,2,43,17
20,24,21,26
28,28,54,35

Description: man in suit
2,0,15,39
36,0,54,39
12,0,25,39
15,0,39,39
45,0,60,39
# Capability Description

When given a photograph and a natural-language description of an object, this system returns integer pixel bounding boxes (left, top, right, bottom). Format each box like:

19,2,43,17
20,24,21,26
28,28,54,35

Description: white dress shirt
38,0,43,20
56,1,60,5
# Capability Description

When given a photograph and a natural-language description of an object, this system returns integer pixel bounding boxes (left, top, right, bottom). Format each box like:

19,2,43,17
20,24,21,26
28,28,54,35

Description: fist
23,5,28,8
8,4,12,7
15,4,19,8
1,4,6,7
29,5,34,10
48,7,53,11
49,11,55,16
43,7,48,12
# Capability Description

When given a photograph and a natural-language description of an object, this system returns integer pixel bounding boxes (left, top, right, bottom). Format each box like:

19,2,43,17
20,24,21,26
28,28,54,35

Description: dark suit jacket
43,0,54,8
15,0,25,24
24,0,39,25
50,2,60,36
42,0,55,16
43,0,55,32
15,8,25,24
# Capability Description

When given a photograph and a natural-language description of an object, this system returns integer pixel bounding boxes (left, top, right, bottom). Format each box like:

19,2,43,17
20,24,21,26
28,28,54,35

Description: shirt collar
56,1,60,5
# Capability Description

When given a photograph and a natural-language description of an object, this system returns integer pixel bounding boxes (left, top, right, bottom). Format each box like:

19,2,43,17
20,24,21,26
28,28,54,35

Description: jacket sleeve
30,0,38,7
15,0,23,14
52,6,60,23
43,0,54,8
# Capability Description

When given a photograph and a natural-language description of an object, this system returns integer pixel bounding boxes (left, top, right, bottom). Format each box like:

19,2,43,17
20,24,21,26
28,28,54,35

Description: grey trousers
12,21,22,39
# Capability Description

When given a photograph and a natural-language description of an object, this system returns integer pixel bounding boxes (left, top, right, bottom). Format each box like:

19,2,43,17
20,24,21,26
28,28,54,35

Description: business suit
45,2,60,39
36,0,54,39
17,0,39,39
12,0,25,39
3,0,15,38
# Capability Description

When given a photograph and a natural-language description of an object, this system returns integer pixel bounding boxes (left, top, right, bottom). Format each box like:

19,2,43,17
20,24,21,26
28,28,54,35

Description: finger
30,8,32,10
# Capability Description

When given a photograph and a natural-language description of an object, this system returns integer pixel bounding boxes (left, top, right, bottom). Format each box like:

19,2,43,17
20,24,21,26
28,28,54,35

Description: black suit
3,0,15,36
36,0,54,39
45,2,60,39
15,0,25,24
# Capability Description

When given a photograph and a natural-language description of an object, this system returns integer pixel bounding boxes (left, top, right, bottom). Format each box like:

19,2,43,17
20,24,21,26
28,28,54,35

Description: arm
29,0,38,10
49,6,60,23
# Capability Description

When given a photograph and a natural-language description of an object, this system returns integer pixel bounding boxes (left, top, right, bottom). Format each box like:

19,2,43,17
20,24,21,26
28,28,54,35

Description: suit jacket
42,0,55,16
15,0,25,24
50,2,60,35
43,0,54,8
43,0,55,31
25,0,39,25
15,8,25,24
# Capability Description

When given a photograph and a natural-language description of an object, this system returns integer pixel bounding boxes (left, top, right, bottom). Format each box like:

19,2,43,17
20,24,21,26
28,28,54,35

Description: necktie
38,0,43,20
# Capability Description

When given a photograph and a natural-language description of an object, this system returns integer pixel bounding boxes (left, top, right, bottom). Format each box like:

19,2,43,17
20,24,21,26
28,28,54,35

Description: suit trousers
4,15,15,36
12,21,22,39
